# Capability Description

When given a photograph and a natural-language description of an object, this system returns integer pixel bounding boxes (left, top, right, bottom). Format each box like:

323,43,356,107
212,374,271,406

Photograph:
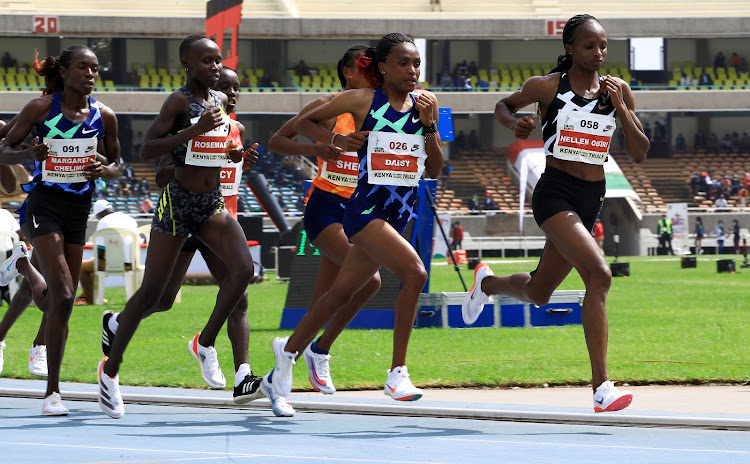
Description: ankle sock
235,363,251,387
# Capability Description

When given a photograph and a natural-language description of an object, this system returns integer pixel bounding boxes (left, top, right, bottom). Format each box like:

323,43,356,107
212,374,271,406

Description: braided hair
358,33,414,88
337,44,368,89
179,34,209,60
33,45,92,96
549,14,600,74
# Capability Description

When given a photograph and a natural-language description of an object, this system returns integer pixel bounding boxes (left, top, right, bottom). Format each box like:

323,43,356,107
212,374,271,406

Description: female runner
464,14,649,412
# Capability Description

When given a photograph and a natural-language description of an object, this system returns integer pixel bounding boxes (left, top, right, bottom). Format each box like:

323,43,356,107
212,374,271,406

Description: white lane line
435,437,750,454
0,441,447,464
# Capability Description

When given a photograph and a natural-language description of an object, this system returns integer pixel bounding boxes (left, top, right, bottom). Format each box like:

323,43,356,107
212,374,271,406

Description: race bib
219,159,242,196
552,110,616,165
320,151,359,188
185,115,231,167
366,132,426,187
42,138,97,183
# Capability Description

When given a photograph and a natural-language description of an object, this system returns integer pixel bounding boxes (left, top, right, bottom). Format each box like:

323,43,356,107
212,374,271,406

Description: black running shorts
532,166,606,233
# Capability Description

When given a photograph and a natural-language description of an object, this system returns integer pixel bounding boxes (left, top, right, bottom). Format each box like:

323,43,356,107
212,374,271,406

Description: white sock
235,363,251,387
109,312,119,333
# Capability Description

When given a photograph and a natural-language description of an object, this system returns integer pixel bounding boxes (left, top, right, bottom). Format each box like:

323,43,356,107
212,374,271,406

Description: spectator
439,71,453,89
743,172,750,189
75,200,139,305
694,216,705,255
260,74,272,88
468,129,479,150
455,60,468,77
720,133,733,154
731,174,741,195
293,59,310,77
738,185,750,207
140,198,154,214
121,162,135,184
464,76,472,91
440,161,452,189
740,132,750,154
453,130,466,152
689,172,701,196
94,177,107,199
483,192,496,211
656,214,674,255
733,219,741,254
139,177,150,196
729,52,742,69
714,51,726,68
698,70,713,87
739,58,749,75
450,221,464,250
706,133,719,154
675,133,687,153
468,61,478,76
679,72,691,87
732,132,741,153
593,219,605,256
1,52,17,68
468,194,479,215
694,129,706,151
715,194,729,212
715,220,726,254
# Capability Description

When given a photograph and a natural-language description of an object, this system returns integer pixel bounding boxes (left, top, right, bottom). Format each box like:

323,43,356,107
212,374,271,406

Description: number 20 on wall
33,16,59,34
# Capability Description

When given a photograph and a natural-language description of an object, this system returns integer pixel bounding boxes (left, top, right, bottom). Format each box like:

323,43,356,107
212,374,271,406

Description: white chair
91,228,142,305
0,228,22,300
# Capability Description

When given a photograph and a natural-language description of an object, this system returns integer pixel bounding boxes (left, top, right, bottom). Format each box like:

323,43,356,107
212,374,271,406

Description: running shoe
98,357,124,419
188,333,226,389
0,340,5,374
28,344,48,377
384,366,423,402
461,263,494,325
0,242,27,286
593,380,633,413
42,392,69,416
304,344,335,394
260,372,295,417
233,373,264,404
101,311,117,356
270,336,296,397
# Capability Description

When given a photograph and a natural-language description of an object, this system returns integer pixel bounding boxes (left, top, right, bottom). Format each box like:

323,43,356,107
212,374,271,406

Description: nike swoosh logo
594,398,604,405
386,383,397,393
600,196,605,202
596,103,609,111
32,215,39,229
411,116,420,124
81,128,98,135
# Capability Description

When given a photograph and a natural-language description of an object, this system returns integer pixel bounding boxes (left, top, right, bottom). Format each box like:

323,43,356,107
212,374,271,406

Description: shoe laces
202,346,220,373
34,346,47,365
313,353,331,378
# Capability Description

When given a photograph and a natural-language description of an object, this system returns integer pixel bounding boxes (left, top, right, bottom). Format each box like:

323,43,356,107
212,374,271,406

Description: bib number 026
390,141,408,150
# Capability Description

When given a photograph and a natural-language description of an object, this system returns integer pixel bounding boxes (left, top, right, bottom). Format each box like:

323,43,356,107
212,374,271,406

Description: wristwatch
423,120,437,134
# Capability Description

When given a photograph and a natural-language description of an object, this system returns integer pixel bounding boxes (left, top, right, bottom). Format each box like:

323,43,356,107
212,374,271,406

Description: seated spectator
706,133,720,154
698,71,713,87
715,195,729,212
731,132,740,153
439,71,453,89
468,60,478,76
739,58,749,75
740,132,750,154
679,72,691,86
468,194,479,215
731,174,741,196
468,129,479,150
675,133,687,153
483,193,496,211
455,60,468,77
739,185,750,207
140,198,154,214
454,130,466,152
730,52,742,69
139,177,150,196
293,59,310,77
694,130,706,151
260,74,272,88
714,51,726,68
690,172,701,196
94,177,107,199
1,51,17,68
743,172,750,189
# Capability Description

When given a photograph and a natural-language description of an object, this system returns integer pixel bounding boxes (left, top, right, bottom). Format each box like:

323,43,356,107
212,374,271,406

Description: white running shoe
188,333,226,389
593,380,633,413
0,242,27,286
0,339,5,374
270,336,296,397
462,263,494,325
42,392,69,416
384,366,423,402
98,357,124,419
260,372,295,417
304,344,335,395
28,345,48,377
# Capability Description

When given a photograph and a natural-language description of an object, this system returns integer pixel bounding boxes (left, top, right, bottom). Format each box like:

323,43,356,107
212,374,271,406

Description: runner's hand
602,75,625,111
336,131,368,152
83,159,104,180
513,116,536,139
226,139,244,163
315,143,344,162
413,92,437,126
26,137,49,162
242,143,260,170
195,107,224,133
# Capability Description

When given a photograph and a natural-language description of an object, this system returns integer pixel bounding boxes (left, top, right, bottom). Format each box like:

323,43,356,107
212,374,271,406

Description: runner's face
567,21,608,73
61,49,99,95
380,43,420,92
216,70,240,113
185,39,223,89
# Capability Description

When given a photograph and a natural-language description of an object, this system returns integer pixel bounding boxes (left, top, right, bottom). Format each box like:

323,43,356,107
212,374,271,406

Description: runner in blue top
265,33,443,403
0,45,121,416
